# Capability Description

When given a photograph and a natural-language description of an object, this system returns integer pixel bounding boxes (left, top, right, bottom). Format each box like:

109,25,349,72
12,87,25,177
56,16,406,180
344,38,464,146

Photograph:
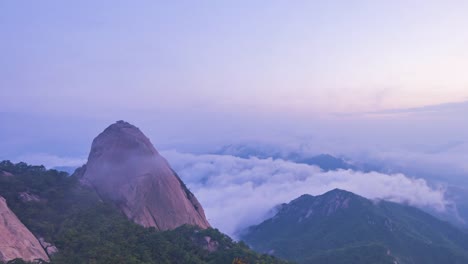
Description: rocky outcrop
18,192,41,203
38,237,58,256
0,170,13,177
81,121,210,230
202,236,219,252
0,196,49,262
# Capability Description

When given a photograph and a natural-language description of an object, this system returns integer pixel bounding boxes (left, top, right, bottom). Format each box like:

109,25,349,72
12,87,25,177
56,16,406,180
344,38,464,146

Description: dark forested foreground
242,189,468,264
0,161,288,264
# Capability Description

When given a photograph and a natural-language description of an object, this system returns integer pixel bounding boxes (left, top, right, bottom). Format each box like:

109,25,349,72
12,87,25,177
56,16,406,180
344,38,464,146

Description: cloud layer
163,150,449,238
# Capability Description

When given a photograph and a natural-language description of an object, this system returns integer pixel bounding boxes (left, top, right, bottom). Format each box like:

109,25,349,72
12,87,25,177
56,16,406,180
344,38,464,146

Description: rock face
0,196,49,262
81,121,210,230
38,237,58,256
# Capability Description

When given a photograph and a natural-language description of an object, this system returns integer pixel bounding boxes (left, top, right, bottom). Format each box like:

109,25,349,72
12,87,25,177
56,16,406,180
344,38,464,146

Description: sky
2,1,468,152
1,1,468,235
2,1,468,117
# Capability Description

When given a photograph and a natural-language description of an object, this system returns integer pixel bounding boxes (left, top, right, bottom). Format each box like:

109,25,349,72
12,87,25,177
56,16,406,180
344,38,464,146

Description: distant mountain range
215,144,356,171
241,189,468,264
51,166,77,174
215,143,468,229
53,143,357,174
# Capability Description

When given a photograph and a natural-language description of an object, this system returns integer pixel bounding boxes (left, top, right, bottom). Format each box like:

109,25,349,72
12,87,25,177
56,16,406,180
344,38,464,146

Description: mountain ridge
242,189,468,264
215,143,356,171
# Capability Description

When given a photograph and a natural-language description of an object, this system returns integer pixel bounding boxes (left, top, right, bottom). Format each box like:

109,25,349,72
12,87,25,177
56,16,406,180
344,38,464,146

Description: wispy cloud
163,150,449,238
365,100,468,116
332,100,468,118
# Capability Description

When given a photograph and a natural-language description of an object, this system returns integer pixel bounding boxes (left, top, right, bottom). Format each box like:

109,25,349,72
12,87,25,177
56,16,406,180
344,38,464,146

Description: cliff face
0,196,49,262
82,121,210,230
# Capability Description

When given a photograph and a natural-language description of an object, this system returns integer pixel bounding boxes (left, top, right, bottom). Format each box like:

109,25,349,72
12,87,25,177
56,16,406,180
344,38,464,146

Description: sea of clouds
162,150,449,238
8,147,457,238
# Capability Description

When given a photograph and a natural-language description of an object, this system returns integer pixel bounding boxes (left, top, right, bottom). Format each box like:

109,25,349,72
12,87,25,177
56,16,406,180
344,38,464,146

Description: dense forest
0,161,289,264
242,190,468,264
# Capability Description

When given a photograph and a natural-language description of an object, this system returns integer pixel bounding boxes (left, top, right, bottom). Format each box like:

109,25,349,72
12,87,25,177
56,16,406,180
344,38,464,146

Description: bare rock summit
81,120,210,230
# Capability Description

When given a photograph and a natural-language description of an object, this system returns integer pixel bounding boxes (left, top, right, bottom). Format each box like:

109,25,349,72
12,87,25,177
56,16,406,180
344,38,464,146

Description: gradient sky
2,0,468,117
1,1,468,169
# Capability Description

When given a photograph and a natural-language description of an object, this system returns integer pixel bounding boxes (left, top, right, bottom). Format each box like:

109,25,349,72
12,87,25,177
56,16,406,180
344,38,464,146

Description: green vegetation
0,161,289,264
242,189,468,264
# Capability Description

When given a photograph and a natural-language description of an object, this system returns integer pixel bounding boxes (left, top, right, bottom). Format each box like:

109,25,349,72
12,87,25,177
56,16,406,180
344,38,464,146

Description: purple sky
2,1,468,115
1,1,467,175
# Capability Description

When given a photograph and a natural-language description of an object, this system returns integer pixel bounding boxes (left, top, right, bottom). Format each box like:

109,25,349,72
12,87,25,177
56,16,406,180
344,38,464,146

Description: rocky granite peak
81,121,210,230
0,196,49,263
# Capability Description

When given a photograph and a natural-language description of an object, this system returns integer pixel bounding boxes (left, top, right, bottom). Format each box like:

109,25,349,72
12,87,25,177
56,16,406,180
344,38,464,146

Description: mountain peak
280,189,364,220
243,189,468,263
290,189,361,206
327,188,348,193
106,120,138,130
82,121,210,230
89,121,158,162
101,120,144,136
322,188,358,198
